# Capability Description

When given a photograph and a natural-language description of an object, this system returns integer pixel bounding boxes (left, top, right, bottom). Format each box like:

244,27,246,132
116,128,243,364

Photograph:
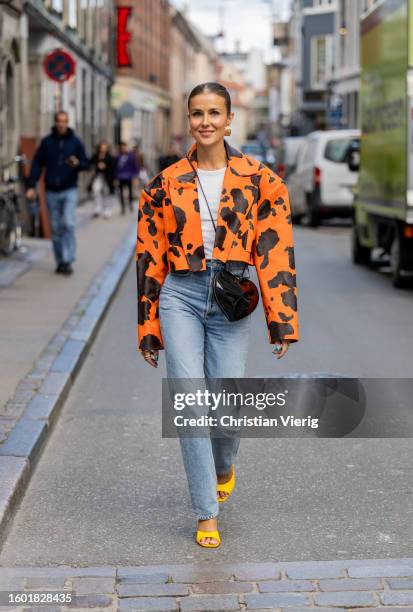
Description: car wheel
390,230,411,288
351,224,371,265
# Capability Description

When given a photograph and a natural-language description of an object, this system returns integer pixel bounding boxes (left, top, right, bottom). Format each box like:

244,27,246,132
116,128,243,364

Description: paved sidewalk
0,200,137,543
0,204,92,290
0,558,413,611
0,201,135,411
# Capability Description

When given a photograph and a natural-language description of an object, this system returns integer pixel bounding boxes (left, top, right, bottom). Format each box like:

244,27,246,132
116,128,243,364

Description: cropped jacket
136,139,299,352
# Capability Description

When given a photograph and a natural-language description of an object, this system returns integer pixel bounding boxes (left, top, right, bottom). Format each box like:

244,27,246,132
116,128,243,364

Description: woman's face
188,92,233,147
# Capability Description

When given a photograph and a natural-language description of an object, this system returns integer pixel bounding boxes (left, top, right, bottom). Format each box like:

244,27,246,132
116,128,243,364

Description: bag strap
186,156,218,232
185,155,247,277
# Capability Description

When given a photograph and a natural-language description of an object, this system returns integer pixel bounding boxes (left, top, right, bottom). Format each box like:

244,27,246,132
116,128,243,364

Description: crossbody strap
185,155,247,277
186,156,218,233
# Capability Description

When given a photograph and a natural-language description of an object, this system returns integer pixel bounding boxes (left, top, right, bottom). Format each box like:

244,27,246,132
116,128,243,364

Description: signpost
43,48,76,112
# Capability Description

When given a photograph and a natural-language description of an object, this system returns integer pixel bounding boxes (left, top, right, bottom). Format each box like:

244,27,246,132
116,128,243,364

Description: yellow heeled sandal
196,529,221,548
217,465,235,503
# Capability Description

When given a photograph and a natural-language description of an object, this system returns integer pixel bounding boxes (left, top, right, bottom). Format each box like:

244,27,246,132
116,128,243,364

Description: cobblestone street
2,559,413,611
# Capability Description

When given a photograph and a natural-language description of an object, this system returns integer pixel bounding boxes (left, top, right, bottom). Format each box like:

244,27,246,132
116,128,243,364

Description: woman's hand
141,349,159,367
272,340,290,359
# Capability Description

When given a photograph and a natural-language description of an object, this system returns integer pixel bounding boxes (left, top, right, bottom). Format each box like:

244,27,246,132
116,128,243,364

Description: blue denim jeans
159,259,251,519
45,188,78,265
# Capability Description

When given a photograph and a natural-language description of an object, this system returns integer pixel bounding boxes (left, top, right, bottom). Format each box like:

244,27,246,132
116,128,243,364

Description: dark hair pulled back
188,82,231,115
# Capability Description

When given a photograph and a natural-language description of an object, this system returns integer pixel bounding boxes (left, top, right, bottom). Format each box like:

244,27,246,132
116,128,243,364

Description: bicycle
0,155,26,256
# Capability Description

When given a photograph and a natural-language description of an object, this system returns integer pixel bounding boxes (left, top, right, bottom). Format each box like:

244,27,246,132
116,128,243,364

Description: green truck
351,0,413,286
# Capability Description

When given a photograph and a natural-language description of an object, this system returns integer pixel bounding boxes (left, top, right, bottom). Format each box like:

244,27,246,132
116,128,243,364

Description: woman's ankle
198,517,217,527
217,465,233,483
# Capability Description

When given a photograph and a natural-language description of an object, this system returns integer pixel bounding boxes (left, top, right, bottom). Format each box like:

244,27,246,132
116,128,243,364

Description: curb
0,224,136,548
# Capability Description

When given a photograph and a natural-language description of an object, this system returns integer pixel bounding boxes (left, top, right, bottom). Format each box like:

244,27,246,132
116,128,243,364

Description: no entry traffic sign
44,49,76,82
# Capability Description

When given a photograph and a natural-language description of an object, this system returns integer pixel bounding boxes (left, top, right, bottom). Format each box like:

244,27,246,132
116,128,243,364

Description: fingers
140,350,159,367
272,341,290,359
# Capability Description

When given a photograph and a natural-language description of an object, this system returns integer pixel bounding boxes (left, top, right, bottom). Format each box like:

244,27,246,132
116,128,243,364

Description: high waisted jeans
159,259,251,519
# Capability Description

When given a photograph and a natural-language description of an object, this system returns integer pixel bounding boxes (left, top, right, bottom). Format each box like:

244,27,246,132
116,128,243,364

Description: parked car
275,137,305,181
286,129,360,226
241,141,267,164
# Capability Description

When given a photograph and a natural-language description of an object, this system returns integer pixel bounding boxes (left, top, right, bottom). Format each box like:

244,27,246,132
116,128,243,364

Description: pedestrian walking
116,142,138,214
88,141,116,219
131,144,150,192
25,110,89,276
136,82,300,548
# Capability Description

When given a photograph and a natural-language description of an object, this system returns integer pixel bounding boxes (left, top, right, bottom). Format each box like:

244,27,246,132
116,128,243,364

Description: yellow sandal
217,465,235,503
196,529,221,548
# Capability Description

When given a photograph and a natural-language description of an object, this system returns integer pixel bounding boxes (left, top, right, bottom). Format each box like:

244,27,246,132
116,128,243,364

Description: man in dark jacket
26,111,89,275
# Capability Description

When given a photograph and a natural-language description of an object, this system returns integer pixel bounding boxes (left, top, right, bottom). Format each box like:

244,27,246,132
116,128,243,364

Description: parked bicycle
0,155,25,256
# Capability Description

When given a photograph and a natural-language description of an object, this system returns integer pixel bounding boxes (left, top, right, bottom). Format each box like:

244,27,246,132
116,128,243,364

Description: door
320,135,360,207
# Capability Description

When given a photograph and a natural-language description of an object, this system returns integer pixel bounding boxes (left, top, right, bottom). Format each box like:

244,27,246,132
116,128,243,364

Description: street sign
43,49,76,82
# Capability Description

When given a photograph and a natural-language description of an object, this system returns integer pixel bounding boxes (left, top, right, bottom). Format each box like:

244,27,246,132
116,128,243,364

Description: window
67,0,77,28
324,138,358,163
79,0,88,40
51,0,63,13
310,35,333,89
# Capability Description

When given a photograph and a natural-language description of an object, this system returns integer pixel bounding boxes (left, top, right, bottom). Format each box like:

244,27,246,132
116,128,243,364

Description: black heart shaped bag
212,265,259,321
187,156,259,321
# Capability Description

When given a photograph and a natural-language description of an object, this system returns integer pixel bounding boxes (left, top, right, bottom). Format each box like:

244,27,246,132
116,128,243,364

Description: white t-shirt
196,166,226,260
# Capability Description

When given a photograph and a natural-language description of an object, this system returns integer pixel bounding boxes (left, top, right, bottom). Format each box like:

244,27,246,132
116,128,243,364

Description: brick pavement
0,558,412,611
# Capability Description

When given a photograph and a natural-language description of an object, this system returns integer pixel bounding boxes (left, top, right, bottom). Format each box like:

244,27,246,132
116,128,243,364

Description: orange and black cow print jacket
136,140,299,352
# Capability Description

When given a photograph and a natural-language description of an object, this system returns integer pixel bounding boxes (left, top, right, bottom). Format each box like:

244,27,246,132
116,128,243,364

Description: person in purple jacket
116,142,139,214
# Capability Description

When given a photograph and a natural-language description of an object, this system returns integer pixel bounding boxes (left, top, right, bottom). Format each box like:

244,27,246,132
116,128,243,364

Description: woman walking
136,82,299,548
116,142,139,214
89,141,115,219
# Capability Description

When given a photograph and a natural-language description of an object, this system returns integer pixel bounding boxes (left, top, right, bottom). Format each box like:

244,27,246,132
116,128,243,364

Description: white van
287,129,360,226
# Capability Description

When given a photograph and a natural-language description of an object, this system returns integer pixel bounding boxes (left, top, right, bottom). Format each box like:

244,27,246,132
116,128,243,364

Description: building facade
0,0,116,237
0,0,23,168
333,0,381,128
289,0,338,133
169,6,199,155
217,60,252,149
112,0,170,175
22,0,115,155
169,8,219,155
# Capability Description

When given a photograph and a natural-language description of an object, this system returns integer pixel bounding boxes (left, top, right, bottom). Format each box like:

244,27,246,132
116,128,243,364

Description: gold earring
224,125,232,136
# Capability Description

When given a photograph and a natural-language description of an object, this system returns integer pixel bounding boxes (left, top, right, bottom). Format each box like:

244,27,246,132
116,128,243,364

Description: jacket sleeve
253,174,299,345
26,138,47,188
136,182,168,352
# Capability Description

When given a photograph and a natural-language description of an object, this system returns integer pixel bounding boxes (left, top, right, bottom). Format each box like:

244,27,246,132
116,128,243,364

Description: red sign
44,49,76,82
117,7,132,67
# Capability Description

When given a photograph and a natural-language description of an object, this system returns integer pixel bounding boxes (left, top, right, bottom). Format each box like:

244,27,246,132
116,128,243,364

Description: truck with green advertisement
351,0,413,286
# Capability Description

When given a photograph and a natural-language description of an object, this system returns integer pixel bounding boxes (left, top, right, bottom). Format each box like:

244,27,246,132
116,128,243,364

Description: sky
170,0,292,60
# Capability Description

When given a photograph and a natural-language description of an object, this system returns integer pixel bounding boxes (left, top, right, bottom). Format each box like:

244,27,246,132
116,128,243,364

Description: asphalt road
1,222,412,566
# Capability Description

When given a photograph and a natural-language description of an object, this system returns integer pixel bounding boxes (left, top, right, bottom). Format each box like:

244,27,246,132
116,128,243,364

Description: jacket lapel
167,139,262,270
